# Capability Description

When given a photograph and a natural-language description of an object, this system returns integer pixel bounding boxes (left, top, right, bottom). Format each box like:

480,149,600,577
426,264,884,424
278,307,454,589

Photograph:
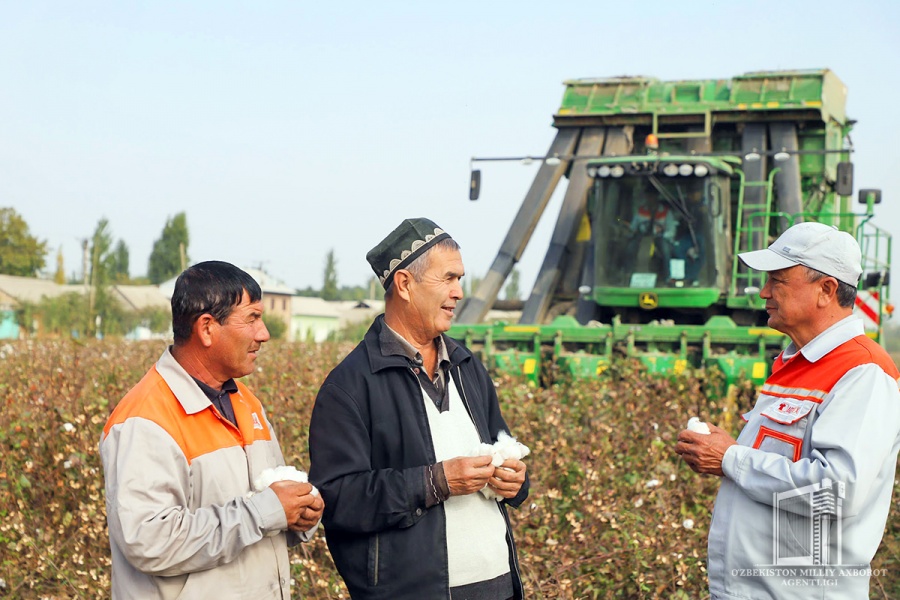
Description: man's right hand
269,481,324,530
443,455,495,496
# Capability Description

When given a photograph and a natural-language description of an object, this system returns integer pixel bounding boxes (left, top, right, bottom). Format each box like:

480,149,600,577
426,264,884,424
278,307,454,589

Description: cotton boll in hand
687,417,711,435
494,431,530,462
253,466,319,497
472,431,530,500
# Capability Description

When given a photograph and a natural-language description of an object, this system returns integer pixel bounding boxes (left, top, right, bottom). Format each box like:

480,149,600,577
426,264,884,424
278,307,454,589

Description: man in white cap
675,222,900,598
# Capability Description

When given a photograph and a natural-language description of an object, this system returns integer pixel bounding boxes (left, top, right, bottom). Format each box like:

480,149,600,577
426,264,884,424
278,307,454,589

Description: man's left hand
674,424,737,477
488,459,526,499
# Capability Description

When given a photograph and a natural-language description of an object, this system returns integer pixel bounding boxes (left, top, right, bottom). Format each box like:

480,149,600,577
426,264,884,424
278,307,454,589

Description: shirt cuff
721,443,749,481
425,463,451,507
248,487,289,532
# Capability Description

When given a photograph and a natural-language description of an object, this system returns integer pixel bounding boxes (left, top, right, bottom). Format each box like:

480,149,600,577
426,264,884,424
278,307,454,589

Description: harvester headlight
662,163,679,177
597,165,612,178
610,165,625,178
678,163,693,176
693,164,709,177
587,166,598,178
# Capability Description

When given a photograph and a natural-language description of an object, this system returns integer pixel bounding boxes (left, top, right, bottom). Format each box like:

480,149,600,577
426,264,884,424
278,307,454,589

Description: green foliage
263,313,288,340
321,250,339,301
16,292,90,337
88,219,136,337
15,290,163,339
296,279,381,302
89,218,114,288
54,247,66,284
136,307,171,333
0,207,48,276
2,342,899,598
504,268,521,301
111,240,130,283
465,274,482,297
148,212,189,284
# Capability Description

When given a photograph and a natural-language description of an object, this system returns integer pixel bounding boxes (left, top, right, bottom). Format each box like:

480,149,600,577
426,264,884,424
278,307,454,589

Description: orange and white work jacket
708,315,900,600
101,348,312,600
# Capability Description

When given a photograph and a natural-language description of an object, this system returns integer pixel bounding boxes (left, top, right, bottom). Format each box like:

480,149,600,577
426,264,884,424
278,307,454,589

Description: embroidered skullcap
366,218,451,289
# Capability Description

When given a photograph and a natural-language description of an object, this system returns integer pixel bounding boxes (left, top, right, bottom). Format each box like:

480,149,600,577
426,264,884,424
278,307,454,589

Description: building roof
292,298,385,324
158,266,296,299
112,285,171,311
292,296,344,319
0,275,82,304
0,275,172,313
242,268,296,296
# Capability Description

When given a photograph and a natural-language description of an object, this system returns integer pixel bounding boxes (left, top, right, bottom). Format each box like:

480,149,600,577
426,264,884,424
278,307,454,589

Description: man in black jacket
309,218,529,600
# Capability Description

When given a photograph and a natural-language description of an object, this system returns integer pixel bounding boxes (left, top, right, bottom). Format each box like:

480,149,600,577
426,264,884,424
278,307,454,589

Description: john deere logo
639,292,658,309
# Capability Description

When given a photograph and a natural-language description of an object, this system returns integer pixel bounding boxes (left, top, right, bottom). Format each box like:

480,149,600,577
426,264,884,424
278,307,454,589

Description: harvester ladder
731,173,778,295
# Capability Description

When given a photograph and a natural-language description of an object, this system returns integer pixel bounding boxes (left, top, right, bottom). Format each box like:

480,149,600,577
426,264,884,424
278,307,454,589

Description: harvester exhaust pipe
769,123,803,216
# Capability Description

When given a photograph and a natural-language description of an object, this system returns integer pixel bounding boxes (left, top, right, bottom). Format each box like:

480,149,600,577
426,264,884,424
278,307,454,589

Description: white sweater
422,378,510,587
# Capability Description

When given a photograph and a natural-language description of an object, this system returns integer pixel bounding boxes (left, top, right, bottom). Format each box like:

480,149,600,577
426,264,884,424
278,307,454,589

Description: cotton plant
472,431,530,500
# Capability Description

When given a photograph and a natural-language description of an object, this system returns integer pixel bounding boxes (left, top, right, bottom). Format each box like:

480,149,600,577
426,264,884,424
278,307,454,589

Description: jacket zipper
373,533,379,586
454,367,485,443
456,366,526,599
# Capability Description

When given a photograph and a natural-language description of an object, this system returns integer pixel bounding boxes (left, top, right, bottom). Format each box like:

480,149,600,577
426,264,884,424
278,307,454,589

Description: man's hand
488,459,526,499
443,455,496,496
270,481,324,531
674,424,738,477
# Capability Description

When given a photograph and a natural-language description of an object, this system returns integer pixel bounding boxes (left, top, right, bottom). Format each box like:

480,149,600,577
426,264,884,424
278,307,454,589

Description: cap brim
738,248,800,272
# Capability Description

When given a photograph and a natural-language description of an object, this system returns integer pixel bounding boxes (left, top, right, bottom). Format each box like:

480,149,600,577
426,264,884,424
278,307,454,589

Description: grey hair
384,237,460,299
804,267,857,308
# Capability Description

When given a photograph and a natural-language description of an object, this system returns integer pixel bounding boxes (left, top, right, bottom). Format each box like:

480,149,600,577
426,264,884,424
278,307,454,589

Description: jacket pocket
751,399,816,461
367,533,380,587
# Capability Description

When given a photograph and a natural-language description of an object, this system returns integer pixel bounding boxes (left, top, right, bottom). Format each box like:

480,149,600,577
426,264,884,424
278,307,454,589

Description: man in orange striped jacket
101,261,323,599
676,222,900,599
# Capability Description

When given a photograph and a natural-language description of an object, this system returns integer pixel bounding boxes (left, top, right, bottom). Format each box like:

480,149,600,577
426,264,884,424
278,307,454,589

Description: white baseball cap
738,222,862,286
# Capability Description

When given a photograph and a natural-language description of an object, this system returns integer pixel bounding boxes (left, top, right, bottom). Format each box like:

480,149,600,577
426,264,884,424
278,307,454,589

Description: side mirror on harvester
858,188,882,205
835,161,854,196
469,169,481,201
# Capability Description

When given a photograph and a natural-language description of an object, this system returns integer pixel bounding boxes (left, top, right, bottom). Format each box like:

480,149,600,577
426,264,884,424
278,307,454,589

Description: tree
367,276,385,301
262,313,287,340
321,249,339,301
54,247,66,284
0,207,48,276
88,218,116,336
148,213,189,284
465,274,482,298
111,240,130,283
504,268,521,301
90,218,114,288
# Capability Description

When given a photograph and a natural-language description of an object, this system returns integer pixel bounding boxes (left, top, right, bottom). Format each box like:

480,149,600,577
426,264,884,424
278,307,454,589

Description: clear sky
2,1,899,299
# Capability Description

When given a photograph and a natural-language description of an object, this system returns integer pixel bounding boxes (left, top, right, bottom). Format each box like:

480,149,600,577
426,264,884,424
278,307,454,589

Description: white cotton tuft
687,417,711,435
471,431,530,500
253,466,318,497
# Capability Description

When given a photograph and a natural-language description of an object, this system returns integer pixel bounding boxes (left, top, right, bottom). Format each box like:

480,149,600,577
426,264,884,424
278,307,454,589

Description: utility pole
81,239,89,290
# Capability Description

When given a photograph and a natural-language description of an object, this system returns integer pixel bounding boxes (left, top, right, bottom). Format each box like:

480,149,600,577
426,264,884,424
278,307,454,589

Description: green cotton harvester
450,69,893,387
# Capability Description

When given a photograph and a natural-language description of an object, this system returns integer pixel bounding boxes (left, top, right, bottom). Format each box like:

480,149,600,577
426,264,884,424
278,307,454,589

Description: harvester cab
450,69,892,387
